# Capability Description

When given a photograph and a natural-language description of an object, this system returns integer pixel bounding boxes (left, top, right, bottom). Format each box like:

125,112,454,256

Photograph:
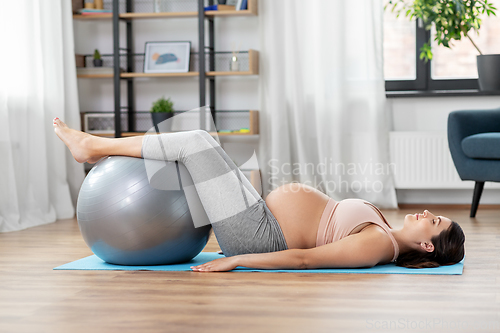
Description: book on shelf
204,4,236,11
77,67,116,75
235,0,243,11
77,8,111,15
240,0,248,10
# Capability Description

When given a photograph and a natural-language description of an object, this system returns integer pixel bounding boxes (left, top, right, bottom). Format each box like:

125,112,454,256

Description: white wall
391,96,500,131
389,96,500,204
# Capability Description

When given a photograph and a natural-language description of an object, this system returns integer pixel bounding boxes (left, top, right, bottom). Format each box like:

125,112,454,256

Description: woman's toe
53,118,67,128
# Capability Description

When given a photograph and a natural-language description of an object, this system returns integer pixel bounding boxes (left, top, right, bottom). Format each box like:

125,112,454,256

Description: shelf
73,14,112,20
73,10,256,20
78,49,259,78
125,70,257,77
208,49,258,76
73,0,257,20
120,72,199,78
82,110,259,137
119,12,197,19
77,74,114,78
78,72,257,79
74,0,259,138
92,131,258,137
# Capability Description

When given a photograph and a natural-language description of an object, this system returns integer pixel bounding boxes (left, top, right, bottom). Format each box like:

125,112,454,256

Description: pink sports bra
316,198,399,262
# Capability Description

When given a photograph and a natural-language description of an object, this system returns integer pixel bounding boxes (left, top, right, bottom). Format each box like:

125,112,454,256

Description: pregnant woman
53,118,465,272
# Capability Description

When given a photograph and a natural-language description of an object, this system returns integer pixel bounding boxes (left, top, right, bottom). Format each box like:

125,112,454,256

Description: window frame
385,20,479,92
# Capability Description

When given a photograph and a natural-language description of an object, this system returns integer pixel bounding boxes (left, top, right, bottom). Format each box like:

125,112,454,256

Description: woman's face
403,210,453,252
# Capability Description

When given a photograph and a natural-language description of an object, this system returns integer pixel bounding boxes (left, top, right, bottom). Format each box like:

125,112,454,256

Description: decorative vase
94,0,103,9
477,55,500,91
230,56,239,71
93,59,103,67
154,0,162,13
151,112,174,132
84,0,94,9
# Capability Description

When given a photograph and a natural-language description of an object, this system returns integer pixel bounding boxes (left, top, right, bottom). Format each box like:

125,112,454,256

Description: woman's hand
190,256,239,272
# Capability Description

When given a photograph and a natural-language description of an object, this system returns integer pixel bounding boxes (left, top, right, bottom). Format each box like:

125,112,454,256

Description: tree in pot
386,0,498,91
93,49,103,67
150,97,174,132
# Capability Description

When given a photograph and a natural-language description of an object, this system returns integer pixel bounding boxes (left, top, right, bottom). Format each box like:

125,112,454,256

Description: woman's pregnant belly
265,183,331,249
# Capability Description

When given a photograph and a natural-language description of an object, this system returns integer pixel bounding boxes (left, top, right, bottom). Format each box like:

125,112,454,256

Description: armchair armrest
448,108,500,142
448,107,500,180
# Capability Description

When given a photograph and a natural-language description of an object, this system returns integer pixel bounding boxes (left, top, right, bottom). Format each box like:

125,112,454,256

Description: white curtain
258,0,397,208
0,0,84,232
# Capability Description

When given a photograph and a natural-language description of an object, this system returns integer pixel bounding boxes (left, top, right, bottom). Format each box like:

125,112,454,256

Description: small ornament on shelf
154,0,161,13
230,42,241,72
94,0,103,10
93,49,103,67
150,96,174,132
84,0,94,9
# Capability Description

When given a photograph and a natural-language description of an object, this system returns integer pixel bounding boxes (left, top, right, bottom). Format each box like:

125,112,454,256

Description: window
383,0,500,92
383,6,416,80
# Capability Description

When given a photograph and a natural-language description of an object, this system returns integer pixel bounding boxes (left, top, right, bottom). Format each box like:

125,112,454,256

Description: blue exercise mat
54,252,464,275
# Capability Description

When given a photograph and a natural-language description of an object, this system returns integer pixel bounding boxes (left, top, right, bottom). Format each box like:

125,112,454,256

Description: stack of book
204,5,235,11
235,0,248,10
77,8,111,16
204,0,247,11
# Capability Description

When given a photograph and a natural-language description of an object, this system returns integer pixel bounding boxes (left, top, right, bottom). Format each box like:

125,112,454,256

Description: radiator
389,132,500,189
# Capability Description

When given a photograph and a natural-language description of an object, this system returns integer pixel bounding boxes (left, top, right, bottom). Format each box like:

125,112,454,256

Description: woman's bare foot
53,118,105,164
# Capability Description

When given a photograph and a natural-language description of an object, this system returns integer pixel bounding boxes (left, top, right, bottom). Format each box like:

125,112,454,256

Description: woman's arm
191,226,394,272
190,249,306,272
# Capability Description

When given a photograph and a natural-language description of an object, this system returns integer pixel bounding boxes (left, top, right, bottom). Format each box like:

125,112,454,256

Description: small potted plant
387,0,498,91
93,49,103,67
150,97,174,131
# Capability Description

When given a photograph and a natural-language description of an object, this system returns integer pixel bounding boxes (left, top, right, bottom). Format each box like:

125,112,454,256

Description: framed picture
144,41,191,73
83,113,116,134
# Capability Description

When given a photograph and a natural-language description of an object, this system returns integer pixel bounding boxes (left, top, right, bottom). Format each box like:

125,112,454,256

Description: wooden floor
1,206,499,333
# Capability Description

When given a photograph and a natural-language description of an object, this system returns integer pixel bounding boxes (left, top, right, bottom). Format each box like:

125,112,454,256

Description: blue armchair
448,108,500,217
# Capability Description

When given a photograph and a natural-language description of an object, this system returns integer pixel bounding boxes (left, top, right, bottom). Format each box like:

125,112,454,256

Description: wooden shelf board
73,14,113,20
205,9,256,17
77,74,114,78
93,131,258,137
121,72,199,78
73,9,256,20
210,132,257,136
120,12,198,19
207,71,256,76
77,71,258,78
86,110,259,137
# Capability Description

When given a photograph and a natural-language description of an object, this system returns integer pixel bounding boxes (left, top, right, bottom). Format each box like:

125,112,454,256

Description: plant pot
93,59,103,67
151,112,174,132
477,55,500,91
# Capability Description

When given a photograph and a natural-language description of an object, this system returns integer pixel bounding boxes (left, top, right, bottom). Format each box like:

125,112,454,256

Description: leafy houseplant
150,97,174,131
386,0,499,91
93,49,103,67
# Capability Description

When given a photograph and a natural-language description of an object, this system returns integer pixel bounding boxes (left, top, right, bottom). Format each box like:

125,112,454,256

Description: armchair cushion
461,132,500,159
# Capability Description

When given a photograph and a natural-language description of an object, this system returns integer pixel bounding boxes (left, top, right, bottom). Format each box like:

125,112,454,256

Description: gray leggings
141,129,288,257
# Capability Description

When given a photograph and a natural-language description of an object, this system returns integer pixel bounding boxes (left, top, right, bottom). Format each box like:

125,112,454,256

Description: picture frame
83,113,116,134
144,41,191,74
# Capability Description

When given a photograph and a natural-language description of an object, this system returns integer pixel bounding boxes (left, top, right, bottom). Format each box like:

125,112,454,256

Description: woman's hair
395,221,465,269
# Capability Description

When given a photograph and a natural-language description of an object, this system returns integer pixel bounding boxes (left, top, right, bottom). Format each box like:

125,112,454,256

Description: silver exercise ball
76,156,212,265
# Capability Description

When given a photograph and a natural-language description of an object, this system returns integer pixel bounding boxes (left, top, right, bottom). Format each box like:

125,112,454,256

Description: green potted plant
93,49,103,67
386,0,498,91
150,97,174,131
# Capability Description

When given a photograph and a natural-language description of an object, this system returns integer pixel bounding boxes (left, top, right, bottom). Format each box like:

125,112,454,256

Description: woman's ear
420,242,434,253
